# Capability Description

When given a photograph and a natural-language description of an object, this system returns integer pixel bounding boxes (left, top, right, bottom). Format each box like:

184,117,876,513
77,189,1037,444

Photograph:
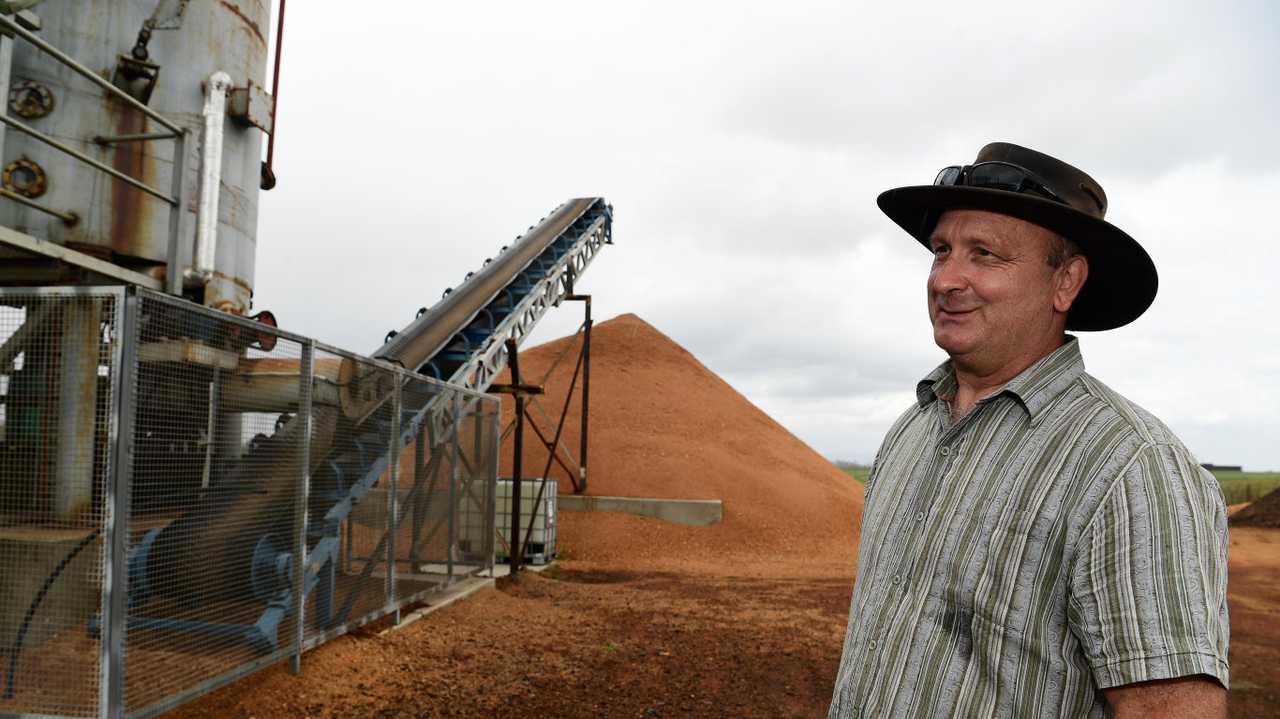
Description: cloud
255,1,1280,471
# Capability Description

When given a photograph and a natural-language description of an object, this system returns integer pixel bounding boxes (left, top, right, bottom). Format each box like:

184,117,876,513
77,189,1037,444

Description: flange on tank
0,0,273,313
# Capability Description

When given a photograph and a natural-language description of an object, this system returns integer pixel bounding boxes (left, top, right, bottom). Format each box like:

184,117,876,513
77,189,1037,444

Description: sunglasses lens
933,166,962,186
968,163,1028,192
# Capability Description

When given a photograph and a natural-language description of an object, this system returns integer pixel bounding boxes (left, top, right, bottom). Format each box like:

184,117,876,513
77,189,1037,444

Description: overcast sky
254,1,1279,471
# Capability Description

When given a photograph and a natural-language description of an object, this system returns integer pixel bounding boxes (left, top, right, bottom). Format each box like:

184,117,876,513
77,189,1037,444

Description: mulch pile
1231,488,1280,528
166,312,868,718
500,313,865,576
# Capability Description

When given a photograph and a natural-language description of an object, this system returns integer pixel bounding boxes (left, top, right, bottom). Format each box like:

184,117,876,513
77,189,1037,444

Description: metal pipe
220,356,343,412
166,130,191,295
0,2,47,14
0,14,183,134
262,0,286,189
0,113,176,204
0,32,14,166
376,199,598,369
93,131,177,145
0,188,78,224
54,300,100,519
190,71,232,281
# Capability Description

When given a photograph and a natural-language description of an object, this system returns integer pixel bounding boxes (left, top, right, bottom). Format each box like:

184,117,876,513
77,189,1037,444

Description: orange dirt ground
168,315,1280,718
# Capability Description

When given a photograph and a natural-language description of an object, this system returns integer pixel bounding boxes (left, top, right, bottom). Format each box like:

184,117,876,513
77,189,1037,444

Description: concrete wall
558,495,722,527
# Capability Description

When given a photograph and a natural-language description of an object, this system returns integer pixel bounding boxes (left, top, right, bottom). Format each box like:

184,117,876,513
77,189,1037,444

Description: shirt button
940,446,951,456
868,639,878,650
892,574,901,585
915,511,925,522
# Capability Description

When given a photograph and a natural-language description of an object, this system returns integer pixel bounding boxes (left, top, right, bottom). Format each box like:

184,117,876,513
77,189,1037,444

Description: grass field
1213,471,1280,504
837,465,1280,505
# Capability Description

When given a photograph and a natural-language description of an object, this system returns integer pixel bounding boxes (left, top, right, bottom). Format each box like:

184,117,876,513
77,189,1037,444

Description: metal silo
0,0,272,314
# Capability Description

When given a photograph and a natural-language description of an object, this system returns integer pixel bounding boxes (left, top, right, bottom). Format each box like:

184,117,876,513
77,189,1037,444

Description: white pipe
190,71,231,281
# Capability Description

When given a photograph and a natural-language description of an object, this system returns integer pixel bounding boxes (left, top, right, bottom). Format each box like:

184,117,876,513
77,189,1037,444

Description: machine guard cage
0,286,500,718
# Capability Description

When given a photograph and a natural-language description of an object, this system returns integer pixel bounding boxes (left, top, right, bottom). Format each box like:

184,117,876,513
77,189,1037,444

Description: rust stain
212,268,252,293
108,104,154,260
218,0,267,46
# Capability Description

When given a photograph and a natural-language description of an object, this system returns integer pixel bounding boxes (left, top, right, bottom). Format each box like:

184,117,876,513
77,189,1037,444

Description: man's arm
1103,676,1226,718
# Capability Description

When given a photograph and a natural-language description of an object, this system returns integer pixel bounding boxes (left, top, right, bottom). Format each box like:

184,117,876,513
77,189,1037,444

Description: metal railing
0,286,499,718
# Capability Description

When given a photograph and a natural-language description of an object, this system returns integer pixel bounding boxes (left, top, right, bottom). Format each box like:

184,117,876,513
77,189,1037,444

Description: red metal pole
261,0,286,189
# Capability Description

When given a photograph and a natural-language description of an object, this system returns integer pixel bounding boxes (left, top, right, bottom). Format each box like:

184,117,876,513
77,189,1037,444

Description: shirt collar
916,336,1085,423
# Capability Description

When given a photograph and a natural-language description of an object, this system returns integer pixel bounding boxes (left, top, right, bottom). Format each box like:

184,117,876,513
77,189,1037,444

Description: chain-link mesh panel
2,287,501,717
121,292,306,715
388,377,455,597
386,381,499,594
0,289,121,718
301,348,396,644
453,393,498,574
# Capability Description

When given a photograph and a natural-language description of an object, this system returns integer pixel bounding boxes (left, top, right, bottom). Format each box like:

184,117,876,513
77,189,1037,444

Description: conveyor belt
134,198,612,651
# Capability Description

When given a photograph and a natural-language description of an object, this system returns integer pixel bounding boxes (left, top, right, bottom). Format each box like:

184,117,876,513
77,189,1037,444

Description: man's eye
932,245,949,256
975,247,994,257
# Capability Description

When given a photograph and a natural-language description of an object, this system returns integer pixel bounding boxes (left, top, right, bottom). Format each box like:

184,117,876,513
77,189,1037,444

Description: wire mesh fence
0,288,120,718
0,286,499,718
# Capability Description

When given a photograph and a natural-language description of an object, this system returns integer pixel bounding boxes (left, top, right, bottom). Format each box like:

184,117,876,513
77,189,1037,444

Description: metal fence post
387,375,402,621
291,339,314,675
447,392,461,583
489,401,500,576
165,130,190,297
102,287,138,719
471,399,484,576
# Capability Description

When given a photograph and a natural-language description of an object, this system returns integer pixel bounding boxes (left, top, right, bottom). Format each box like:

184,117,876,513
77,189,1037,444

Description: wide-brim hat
877,142,1157,331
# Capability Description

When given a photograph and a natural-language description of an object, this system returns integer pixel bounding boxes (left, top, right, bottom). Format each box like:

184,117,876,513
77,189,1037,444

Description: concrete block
557,495,722,527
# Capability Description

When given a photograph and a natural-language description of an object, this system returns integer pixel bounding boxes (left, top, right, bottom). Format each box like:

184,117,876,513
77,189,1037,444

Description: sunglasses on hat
933,161,1067,206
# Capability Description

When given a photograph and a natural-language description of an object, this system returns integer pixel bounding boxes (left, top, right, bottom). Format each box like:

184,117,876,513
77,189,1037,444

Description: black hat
877,142,1157,331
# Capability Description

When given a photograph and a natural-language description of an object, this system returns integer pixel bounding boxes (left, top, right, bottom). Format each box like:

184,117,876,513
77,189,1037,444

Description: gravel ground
165,317,1280,717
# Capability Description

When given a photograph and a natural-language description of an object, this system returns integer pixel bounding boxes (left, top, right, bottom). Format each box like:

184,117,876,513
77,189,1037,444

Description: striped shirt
829,337,1229,718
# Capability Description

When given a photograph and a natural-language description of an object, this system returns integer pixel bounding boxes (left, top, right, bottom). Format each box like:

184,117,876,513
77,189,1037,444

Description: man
829,143,1229,718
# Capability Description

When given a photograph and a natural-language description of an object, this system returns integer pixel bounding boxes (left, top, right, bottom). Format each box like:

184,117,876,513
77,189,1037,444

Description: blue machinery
107,198,611,654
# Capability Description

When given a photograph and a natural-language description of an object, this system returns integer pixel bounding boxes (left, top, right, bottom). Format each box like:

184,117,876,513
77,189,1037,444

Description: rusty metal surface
0,0,270,314
1,157,47,198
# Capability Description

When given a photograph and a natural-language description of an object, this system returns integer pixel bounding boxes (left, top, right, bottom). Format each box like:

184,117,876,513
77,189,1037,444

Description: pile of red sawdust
499,313,864,576
1231,489,1280,528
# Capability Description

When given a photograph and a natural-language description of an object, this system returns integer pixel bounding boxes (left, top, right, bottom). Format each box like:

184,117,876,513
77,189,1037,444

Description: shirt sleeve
1066,442,1230,690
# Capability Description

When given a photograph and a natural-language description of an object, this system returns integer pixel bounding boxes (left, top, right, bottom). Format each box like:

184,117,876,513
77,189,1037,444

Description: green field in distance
837,465,1280,506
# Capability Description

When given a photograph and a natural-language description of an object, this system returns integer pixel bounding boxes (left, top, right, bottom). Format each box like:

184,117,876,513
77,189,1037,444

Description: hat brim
877,185,1157,331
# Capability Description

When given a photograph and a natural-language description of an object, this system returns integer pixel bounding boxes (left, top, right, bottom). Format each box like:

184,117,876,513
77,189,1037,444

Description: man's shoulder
1074,371,1185,449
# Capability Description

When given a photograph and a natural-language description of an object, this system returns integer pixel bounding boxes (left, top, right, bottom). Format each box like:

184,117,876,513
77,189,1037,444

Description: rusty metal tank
0,0,270,313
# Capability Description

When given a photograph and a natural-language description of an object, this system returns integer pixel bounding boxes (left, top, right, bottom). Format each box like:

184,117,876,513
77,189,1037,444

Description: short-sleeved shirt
828,337,1229,718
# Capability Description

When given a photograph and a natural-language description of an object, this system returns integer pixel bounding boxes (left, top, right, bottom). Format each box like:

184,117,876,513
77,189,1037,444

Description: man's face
927,209,1070,371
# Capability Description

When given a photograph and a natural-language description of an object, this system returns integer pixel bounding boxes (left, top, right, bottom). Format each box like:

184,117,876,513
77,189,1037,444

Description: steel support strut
508,341,524,573
488,339,545,574
566,292,592,494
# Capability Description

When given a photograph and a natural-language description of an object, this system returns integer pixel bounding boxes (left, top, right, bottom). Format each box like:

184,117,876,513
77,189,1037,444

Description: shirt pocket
973,510,1057,631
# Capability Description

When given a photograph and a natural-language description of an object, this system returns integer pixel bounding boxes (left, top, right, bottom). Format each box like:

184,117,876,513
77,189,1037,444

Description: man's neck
948,335,1068,418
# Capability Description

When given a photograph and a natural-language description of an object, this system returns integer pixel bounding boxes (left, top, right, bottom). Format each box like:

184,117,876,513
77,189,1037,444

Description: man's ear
1053,254,1089,314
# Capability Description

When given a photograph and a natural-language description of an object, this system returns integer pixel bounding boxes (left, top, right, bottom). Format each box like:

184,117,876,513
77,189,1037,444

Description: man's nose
929,255,968,295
